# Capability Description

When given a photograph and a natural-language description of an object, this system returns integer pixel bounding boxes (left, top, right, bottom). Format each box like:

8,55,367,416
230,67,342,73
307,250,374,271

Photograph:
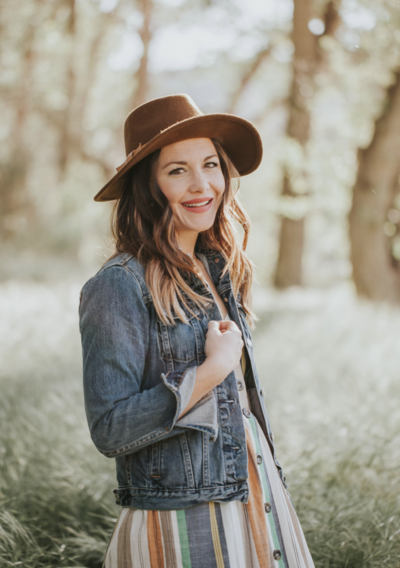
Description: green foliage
0,282,116,567
0,282,399,566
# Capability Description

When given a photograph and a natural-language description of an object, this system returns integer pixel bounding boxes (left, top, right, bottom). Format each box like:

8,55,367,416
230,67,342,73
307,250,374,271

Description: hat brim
94,113,263,202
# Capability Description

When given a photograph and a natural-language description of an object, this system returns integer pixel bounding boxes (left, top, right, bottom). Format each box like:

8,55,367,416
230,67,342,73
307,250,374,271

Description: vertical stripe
245,435,271,568
209,503,225,568
148,511,165,568
103,508,127,568
242,503,260,568
134,510,151,568
176,509,192,568
160,511,178,568
249,416,288,568
219,503,243,568
116,508,135,568
214,503,231,568
185,504,217,568
170,509,184,568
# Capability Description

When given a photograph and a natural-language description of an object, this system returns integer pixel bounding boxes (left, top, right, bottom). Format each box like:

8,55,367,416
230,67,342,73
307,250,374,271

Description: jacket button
237,380,244,391
224,297,228,302
260,387,265,396
269,432,274,442
115,494,120,504
273,550,281,561
215,258,219,263
246,337,252,347
264,502,271,513
242,408,251,418
256,454,263,465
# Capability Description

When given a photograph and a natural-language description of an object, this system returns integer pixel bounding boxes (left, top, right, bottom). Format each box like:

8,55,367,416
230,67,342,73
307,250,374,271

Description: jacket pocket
157,313,199,365
126,434,197,490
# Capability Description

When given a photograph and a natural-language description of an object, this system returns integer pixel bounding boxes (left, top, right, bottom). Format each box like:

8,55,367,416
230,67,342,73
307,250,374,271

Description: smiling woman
79,94,315,568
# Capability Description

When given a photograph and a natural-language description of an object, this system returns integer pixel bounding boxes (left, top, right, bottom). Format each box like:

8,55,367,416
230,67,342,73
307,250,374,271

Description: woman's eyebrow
162,154,218,169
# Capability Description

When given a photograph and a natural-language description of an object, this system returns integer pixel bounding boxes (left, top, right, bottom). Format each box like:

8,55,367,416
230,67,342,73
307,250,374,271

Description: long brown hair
110,139,258,327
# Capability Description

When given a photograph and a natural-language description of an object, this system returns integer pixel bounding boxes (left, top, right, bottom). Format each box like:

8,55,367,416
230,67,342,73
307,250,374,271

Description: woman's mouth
180,198,214,213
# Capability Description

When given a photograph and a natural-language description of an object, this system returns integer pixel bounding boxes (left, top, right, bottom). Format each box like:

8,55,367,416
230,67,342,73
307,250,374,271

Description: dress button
273,550,282,561
246,337,252,347
256,454,262,465
264,502,271,513
237,380,244,391
242,408,251,418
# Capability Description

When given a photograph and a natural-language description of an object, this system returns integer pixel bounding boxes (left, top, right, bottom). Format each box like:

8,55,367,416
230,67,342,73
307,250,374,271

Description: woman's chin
177,213,217,234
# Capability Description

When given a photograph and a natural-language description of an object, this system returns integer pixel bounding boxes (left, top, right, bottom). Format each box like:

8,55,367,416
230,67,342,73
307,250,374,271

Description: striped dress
103,314,315,568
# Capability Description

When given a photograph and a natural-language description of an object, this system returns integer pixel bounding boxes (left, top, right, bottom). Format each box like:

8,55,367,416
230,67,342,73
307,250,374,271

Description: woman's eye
169,167,185,175
168,162,219,175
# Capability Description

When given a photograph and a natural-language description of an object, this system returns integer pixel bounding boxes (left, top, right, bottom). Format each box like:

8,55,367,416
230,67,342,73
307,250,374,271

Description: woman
79,94,314,568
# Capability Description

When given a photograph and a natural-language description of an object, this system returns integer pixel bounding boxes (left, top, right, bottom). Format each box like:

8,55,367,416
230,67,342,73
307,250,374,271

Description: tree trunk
273,0,316,288
0,2,37,237
58,0,76,176
131,0,152,109
349,71,400,302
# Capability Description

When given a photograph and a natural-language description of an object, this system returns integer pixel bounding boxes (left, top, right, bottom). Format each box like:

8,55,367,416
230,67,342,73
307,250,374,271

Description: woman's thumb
207,320,220,333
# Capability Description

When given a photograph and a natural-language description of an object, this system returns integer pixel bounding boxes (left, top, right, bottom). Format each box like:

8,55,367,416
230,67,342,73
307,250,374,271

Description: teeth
183,200,211,208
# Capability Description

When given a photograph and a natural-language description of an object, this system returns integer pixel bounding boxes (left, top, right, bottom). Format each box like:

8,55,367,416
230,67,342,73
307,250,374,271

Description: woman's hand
204,320,244,382
178,320,244,418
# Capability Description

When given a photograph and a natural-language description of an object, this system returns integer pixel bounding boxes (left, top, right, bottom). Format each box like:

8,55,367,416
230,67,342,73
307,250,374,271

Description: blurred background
1,0,400,566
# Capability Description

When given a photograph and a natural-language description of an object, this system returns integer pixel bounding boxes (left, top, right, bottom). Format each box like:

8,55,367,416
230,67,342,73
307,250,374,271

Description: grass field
1,279,399,567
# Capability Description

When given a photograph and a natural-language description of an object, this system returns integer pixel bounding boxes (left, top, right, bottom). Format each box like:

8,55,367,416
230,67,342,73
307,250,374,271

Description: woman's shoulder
80,252,149,304
102,251,146,278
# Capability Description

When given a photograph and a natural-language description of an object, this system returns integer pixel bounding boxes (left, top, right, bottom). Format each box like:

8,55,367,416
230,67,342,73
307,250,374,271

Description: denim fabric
79,245,286,510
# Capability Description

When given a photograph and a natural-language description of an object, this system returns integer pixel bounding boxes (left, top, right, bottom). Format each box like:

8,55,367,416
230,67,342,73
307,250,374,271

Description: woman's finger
218,320,240,333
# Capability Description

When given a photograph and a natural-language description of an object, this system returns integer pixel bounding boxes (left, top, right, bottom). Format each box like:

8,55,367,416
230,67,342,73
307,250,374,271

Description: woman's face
155,137,225,238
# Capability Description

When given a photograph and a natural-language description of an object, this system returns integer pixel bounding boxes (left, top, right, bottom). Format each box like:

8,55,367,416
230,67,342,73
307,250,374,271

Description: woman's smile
180,196,214,213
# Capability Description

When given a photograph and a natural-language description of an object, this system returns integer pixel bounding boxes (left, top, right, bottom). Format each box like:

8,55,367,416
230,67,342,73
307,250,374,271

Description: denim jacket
79,245,286,511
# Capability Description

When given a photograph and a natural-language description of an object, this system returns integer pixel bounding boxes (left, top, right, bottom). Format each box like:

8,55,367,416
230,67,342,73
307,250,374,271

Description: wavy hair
110,139,258,327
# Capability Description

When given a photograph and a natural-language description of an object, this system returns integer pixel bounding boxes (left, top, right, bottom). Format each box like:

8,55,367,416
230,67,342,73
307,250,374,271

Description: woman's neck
176,229,199,259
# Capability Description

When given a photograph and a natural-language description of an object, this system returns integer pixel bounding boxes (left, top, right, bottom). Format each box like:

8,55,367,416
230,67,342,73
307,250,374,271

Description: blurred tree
273,0,340,288
0,0,40,238
131,0,153,109
58,0,76,176
273,0,317,288
349,70,400,302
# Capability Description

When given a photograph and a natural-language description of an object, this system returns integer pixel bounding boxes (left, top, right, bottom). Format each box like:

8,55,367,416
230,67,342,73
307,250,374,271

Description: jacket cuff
161,367,219,439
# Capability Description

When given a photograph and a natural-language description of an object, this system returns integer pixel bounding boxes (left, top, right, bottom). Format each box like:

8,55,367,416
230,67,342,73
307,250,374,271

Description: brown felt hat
94,93,263,202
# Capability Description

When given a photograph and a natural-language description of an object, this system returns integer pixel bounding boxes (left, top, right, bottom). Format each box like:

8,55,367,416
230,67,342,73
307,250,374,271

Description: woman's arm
80,265,206,458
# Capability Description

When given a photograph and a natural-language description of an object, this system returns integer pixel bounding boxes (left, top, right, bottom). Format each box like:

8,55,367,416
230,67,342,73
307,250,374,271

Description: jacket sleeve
79,264,214,458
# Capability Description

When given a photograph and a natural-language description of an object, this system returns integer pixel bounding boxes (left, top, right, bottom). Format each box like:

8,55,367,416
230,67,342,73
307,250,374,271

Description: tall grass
0,280,399,567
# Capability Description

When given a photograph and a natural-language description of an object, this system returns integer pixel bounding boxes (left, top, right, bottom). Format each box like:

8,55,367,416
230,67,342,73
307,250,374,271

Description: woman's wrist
197,356,229,388
178,357,228,419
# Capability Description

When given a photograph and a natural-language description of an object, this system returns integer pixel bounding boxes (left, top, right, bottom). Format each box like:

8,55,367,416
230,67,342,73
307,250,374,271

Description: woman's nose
188,169,210,193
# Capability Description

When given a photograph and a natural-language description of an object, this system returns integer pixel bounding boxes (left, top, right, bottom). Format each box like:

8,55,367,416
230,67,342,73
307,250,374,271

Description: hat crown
124,94,203,155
